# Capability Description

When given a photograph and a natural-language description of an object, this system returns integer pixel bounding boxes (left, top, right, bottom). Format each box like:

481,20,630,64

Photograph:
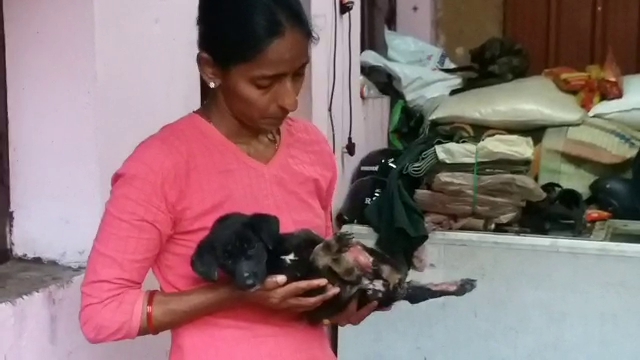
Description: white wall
1,0,364,358
5,0,201,267
303,0,364,205
0,276,171,360
396,0,435,44
339,232,640,360
3,0,195,357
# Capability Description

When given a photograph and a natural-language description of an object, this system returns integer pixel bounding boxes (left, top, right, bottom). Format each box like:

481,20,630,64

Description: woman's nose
277,82,298,113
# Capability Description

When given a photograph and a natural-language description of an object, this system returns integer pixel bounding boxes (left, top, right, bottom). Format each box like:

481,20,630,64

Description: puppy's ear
191,241,220,282
247,213,281,250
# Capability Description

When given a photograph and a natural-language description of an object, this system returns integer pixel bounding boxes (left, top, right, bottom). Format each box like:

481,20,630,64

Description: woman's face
199,28,311,133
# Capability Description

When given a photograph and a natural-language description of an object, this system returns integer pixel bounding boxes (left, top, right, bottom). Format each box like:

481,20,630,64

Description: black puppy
441,37,530,95
191,212,477,324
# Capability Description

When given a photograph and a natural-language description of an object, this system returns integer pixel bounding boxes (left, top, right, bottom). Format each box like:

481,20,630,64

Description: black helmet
349,148,403,185
587,176,640,220
336,176,387,229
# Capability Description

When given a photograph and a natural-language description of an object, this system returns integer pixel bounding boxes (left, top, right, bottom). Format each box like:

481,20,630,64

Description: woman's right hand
242,275,340,313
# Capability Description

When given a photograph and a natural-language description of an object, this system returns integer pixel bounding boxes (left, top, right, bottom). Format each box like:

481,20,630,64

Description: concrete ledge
0,259,82,304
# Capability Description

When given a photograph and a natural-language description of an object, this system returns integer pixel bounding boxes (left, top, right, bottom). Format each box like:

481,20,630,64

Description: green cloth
388,100,426,151
364,135,433,267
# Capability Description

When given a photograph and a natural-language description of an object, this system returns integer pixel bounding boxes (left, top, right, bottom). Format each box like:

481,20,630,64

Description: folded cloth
424,213,494,232
404,148,533,180
430,160,532,176
435,134,535,164
431,173,547,202
539,117,639,195
414,189,521,224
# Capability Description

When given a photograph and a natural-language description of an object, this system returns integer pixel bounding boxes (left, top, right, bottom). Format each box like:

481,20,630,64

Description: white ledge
341,224,640,259
429,231,640,258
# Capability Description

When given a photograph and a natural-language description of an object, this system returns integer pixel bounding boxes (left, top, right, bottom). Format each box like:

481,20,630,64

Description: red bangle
146,290,159,335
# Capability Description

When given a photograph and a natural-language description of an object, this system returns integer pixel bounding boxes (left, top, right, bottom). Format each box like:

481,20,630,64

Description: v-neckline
192,113,289,170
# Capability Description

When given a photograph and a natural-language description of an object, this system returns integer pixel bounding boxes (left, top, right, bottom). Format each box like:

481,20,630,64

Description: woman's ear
196,51,222,87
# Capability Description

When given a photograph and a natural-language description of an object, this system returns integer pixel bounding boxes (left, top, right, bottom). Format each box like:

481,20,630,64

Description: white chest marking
281,253,298,264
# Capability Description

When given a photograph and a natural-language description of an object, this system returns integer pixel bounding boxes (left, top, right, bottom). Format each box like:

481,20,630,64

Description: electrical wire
346,10,354,155
328,0,338,154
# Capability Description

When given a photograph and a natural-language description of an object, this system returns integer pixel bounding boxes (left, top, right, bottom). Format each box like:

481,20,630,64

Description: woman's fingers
275,279,329,298
284,286,341,311
261,275,288,290
348,301,378,325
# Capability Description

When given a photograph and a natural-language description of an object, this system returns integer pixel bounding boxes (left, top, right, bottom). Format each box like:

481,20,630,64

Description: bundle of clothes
349,31,640,241
411,125,545,232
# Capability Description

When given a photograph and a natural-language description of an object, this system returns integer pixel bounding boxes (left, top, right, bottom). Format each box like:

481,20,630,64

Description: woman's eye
254,81,274,90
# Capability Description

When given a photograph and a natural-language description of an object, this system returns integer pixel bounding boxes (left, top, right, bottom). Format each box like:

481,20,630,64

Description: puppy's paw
425,278,477,297
453,278,477,296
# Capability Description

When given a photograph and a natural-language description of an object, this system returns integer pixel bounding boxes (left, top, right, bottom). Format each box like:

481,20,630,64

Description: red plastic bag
599,48,624,100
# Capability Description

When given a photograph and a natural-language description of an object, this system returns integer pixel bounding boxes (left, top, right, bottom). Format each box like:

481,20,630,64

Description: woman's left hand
326,299,391,327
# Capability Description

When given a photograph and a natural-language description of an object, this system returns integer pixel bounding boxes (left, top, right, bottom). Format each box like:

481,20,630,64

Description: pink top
80,113,338,360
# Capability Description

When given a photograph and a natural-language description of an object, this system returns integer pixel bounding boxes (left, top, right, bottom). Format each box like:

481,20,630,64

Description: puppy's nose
243,273,256,287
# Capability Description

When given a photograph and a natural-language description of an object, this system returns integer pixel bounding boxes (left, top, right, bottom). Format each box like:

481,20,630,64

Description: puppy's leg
402,279,477,304
332,231,355,251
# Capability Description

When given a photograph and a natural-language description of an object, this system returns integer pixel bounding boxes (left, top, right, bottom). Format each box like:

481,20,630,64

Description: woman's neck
198,101,260,145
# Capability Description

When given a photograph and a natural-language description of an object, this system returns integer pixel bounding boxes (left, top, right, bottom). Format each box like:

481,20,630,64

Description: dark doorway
0,0,11,265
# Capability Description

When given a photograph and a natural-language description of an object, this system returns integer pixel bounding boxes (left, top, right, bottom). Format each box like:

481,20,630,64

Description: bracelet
146,290,160,335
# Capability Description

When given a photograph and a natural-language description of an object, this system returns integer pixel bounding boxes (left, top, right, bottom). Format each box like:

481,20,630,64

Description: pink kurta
80,113,338,360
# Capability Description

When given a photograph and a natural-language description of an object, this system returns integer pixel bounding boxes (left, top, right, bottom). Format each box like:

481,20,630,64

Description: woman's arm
137,284,241,336
80,143,237,343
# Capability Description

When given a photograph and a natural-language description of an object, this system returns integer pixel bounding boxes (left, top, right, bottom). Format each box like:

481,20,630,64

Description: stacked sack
535,73,640,197
412,135,547,231
415,76,589,232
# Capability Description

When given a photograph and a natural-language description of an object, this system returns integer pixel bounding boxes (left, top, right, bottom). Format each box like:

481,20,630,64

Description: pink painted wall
1,0,367,358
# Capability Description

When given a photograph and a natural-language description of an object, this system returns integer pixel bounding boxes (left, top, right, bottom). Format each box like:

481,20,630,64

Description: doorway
504,0,640,75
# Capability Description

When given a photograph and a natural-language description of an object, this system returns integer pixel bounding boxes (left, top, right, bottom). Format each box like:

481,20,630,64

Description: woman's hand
243,275,340,313
326,298,391,327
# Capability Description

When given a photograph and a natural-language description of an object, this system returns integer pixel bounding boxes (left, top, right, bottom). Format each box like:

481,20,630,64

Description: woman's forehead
239,29,311,76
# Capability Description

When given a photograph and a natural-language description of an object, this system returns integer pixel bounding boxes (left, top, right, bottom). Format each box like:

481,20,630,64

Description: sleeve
318,133,338,239
323,157,338,238
79,143,176,344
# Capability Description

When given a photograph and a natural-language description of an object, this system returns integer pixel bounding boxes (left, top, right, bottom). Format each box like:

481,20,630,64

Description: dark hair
197,0,317,70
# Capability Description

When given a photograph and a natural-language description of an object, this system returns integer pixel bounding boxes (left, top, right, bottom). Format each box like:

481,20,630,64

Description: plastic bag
360,50,461,114
600,48,624,100
384,29,456,69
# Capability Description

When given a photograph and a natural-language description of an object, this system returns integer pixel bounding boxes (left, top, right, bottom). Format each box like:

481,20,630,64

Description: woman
79,0,379,359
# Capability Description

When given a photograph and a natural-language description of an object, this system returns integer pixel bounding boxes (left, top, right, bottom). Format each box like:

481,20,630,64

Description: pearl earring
208,81,217,89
